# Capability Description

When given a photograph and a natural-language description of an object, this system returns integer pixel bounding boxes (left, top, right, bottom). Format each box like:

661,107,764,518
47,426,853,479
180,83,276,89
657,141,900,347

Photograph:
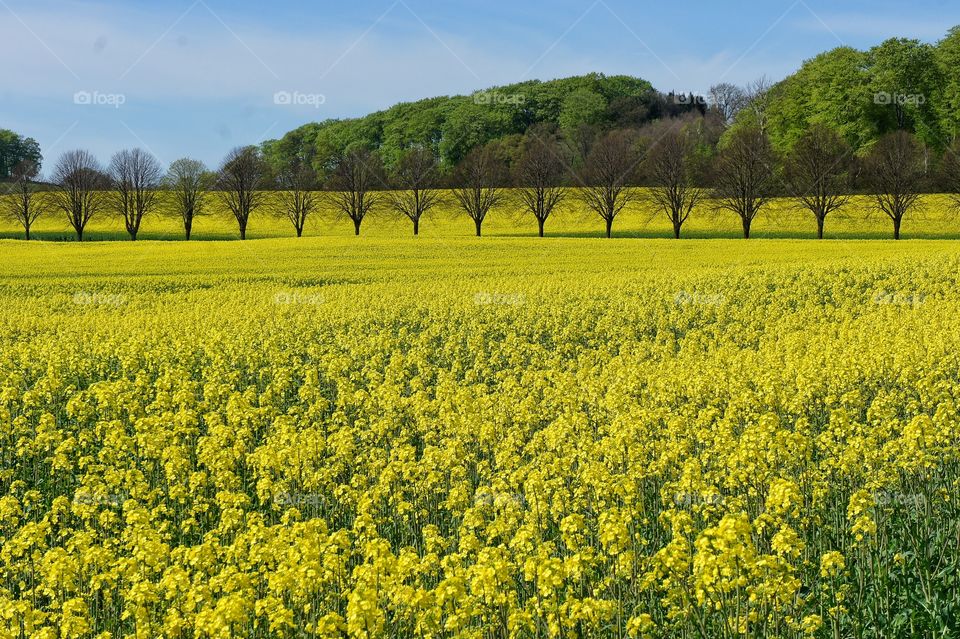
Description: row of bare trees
1,122,947,241
641,120,935,241
709,125,933,240
3,147,257,242
285,123,960,241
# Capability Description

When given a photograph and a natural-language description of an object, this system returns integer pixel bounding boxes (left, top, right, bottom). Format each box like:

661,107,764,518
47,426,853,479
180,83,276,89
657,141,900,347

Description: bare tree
864,131,925,240
50,149,108,241
709,83,747,125
452,143,507,237
785,124,852,239
643,123,707,239
327,147,385,236
216,146,267,240
744,76,773,134
275,159,319,237
712,125,777,239
108,148,162,240
578,130,639,238
165,158,210,240
514,131,569,237
3,160,46,240
388,146,441,236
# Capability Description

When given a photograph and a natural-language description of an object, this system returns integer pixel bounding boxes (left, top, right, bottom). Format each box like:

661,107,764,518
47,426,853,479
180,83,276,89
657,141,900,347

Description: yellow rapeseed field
2,236,960,638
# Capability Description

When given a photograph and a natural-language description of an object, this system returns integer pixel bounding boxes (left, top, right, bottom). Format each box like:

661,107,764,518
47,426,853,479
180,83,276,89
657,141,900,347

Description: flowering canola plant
1,237,959,638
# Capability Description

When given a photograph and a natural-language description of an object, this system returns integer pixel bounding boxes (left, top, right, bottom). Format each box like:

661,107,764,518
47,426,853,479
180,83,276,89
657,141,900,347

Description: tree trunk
296,226,303,238
538,218,545,238
742,217,752,239
475,219,482,237
239,226,247,240
129,230,138,241
673,220,682,239
816,216,825,240
353,218,362,236
24,226,30,241
185,221,192,241
76,227,83,242
605,217,613,239
413,218,420,236
893,216,902,240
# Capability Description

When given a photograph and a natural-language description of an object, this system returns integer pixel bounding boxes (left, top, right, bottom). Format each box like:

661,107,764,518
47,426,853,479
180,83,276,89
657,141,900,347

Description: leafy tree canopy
760,28,960,153
0,129,42,179
263,74,667,174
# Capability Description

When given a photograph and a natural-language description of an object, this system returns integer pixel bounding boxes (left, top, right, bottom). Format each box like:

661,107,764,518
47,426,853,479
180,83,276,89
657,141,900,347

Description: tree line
11,24,960,241
763,28,960,154
3,114,959,241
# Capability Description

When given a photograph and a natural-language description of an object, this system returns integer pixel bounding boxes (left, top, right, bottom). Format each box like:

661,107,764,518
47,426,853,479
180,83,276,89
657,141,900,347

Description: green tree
379,99,449,169
936,27,960,141
867,38,944,148
0,130,42,179
763,47,873,153
439,101,512,168
558,88,607,133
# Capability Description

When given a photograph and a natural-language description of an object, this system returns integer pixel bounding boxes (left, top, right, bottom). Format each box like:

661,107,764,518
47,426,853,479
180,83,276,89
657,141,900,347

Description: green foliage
765,47,874,152
935,27,960,140
763,28,960,154
868,38,944,148
559,88,608,132
263,74,655,174
0,129,42,178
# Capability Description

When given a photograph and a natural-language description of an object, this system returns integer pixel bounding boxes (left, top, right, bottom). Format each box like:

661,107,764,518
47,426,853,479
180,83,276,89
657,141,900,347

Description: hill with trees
265,26,960,173
262,73,707,173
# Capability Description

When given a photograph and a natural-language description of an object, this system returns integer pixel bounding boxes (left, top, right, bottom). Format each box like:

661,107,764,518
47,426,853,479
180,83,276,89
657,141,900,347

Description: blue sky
2,0,958,169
